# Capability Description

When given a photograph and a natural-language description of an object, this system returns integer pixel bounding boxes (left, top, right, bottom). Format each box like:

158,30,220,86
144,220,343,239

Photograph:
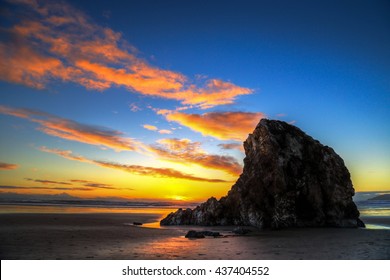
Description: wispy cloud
22,178,129,191
95,160,228,183
0,185,92,191
129,103,141,112
218,143,244,151
39,147,87,162
148,138,242,176
82,183,116,190
0,0,252,109
24,178,72,185
0,105,137,151
40,147,228,183
69,179,124,190
162,111,265,141
0,162,19,170
69,179,91,184
143,124,172,135
158,129,172,135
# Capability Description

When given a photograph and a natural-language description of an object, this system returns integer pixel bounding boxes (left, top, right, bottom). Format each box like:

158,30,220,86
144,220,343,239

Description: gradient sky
0,0,389,202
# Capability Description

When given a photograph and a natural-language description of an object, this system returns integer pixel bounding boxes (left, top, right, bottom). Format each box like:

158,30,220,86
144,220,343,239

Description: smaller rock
184,230,222,238
232,227,251,235
185,230,205,238
133,222,143,226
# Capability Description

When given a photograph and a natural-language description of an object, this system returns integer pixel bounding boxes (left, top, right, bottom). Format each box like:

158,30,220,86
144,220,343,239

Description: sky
0,0,389,203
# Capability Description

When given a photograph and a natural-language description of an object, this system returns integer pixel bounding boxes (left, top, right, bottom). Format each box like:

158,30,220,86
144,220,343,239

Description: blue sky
0,0,389,201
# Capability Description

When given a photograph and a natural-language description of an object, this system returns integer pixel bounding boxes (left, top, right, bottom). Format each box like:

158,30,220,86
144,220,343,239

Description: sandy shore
0,213,389,260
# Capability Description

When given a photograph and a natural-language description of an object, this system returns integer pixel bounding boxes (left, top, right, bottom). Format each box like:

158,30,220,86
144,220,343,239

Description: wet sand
0,213,389,259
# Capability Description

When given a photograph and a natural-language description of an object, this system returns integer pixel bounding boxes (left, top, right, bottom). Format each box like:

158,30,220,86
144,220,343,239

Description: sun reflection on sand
124,225,265,259
142,221,163,228
130,235,258,260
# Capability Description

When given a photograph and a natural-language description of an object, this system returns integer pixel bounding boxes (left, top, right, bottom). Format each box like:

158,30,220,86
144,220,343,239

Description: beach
1,212,389,260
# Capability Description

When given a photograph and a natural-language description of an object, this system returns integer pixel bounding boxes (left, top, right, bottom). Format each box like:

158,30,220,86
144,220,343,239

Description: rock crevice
160,119,362,229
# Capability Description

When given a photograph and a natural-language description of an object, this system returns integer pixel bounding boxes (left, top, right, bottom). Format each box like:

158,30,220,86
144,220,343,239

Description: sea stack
161,119,363,229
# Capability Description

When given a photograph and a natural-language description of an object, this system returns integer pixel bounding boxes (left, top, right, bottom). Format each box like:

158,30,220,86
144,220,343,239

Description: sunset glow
0,0,389,205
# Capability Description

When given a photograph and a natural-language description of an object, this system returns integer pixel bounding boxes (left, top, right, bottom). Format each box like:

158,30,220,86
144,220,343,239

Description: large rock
160,119,363,229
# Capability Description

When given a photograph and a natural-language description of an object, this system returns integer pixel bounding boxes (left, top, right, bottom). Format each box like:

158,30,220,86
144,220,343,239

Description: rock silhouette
161,119,363,229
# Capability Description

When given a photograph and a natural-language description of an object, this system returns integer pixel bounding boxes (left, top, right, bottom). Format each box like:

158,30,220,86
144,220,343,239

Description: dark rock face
161,119,362,229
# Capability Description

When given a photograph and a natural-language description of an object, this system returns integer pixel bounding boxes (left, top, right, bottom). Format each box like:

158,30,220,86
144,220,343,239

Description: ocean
355,200,390,229
0,202,177,215
1,199,389,229
356,200,390,217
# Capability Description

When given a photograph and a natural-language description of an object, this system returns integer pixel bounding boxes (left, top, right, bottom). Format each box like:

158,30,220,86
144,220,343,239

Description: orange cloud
0,0,252,109
177,79,253,109
163,111,265,141
0,43,67,89
143,124,158,131
0,105,137,151
143,124,172,135
40,147,228,183
75,60,185,94
0,162,19,170
148,138,242,176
